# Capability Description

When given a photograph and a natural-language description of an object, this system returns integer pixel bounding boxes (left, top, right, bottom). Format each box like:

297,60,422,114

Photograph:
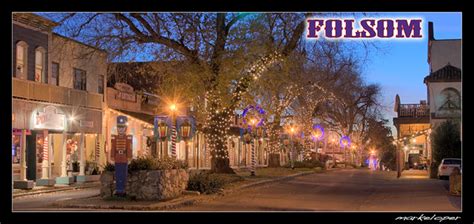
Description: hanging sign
80,120,94,128
32,106,65,131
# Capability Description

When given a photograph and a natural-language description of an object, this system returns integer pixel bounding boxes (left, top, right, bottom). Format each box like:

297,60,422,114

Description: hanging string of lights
393,128,432,145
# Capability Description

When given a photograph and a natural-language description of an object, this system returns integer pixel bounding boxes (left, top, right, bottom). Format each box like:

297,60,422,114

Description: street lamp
242,105,265,176
340,136,350,166
311,125,324,154
286,123,298,170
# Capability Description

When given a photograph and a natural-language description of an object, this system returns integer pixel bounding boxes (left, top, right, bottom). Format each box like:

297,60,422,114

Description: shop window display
12,135,21,164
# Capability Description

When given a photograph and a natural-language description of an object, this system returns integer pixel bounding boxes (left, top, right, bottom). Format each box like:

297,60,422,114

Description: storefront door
26,132,36,181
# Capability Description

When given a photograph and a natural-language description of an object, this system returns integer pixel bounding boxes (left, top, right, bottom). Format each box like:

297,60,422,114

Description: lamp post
311,125,324,156
169,103,178,158
286,124,297,170
242,105,265,176
340,136,350,167
330,137,336,168
249,118,258,176
180,119,192,166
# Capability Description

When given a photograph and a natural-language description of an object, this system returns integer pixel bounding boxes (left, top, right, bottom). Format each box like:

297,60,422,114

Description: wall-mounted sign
143,95,159,106
114,83,134,93
13,129,31,135
32,106,65,131
80,120,94,128
116,91,136,102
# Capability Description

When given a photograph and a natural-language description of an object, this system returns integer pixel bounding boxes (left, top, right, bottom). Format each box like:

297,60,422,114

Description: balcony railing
12,78,103,109
398,104,429,117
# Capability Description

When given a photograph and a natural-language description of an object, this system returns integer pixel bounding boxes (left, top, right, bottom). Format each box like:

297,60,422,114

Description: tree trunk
206,105,235,174
211,157,235,173
268,153,281,167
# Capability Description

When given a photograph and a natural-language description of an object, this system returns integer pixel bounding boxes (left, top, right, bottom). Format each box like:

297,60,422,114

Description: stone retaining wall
100,169,189,200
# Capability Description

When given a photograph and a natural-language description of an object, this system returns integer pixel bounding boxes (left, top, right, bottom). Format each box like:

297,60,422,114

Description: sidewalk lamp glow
169,103,177,112
340,136,350,148
311,125,324,141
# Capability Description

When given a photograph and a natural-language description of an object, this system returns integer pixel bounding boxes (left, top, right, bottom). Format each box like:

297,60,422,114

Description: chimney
428,22,435,40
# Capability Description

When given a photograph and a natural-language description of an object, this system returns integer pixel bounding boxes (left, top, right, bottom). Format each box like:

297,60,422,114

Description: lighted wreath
242,105,266,131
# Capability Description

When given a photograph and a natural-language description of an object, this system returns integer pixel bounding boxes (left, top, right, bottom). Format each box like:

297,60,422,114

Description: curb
13,183,100,199
54,197,200,211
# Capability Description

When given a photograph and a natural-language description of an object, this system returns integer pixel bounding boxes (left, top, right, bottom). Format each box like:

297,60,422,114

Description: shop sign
114,83,134,93
144,95,159,106
32,106,65,131
13,129,31,135
116,91,136,102
80,120,94,128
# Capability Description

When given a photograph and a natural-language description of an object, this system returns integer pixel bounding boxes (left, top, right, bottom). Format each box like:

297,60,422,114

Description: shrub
103,162,115,172
431,120,461,178
128,157,157,171
284,160,325,169
128,156,188,172
187,171,243,194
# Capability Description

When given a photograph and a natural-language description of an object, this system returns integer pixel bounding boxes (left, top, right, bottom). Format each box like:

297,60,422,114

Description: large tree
49,13,310,173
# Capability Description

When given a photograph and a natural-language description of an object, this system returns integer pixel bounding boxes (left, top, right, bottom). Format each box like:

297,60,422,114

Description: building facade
393,22,461,171
12,13,108,188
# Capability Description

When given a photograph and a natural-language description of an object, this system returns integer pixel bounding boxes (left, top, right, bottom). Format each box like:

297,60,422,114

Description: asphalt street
12,169,460,212
13,188,100,211
174,169,461,211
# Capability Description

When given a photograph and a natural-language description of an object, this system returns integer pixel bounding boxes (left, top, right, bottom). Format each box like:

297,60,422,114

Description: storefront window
12,135,21,164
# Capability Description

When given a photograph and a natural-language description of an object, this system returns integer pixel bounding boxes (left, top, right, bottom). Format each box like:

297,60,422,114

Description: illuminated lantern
180,119,192,140
158,121,168,141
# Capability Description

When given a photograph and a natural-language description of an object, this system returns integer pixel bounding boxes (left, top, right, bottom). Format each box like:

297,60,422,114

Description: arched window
439,88,461,110
35,47,46,83
15,41,28,79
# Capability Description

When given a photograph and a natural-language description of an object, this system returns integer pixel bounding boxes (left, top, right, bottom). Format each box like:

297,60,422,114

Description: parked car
437,158,461,179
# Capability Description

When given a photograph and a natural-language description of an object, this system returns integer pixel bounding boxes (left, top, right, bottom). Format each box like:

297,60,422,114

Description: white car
437,158,461,179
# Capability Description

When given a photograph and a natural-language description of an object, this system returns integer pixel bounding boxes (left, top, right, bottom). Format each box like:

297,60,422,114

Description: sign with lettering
114,83,134,93
116,91,136,102
143,95,159,106
32,106,65,131
80,120,94,128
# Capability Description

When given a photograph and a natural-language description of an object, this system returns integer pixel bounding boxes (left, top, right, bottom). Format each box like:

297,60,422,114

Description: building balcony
397,104,430,118
12,78,103,109
106,87,142,113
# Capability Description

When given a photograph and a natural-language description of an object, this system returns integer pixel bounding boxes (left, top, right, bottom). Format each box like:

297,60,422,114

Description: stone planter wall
100,169,189,200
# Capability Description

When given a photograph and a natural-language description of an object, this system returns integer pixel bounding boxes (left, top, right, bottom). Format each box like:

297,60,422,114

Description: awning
108,108,154,129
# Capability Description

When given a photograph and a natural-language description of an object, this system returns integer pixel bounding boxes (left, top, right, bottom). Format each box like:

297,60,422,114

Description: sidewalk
13,181,100,199
52,168,323,210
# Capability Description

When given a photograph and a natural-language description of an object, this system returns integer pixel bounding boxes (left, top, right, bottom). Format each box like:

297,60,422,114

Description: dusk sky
43,12,462,136
358,12,461,135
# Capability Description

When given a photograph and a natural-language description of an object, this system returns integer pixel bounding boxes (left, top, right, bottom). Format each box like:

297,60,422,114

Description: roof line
53,32,107,53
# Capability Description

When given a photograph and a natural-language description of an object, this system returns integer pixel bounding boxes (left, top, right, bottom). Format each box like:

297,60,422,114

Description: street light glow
169,103,177,112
